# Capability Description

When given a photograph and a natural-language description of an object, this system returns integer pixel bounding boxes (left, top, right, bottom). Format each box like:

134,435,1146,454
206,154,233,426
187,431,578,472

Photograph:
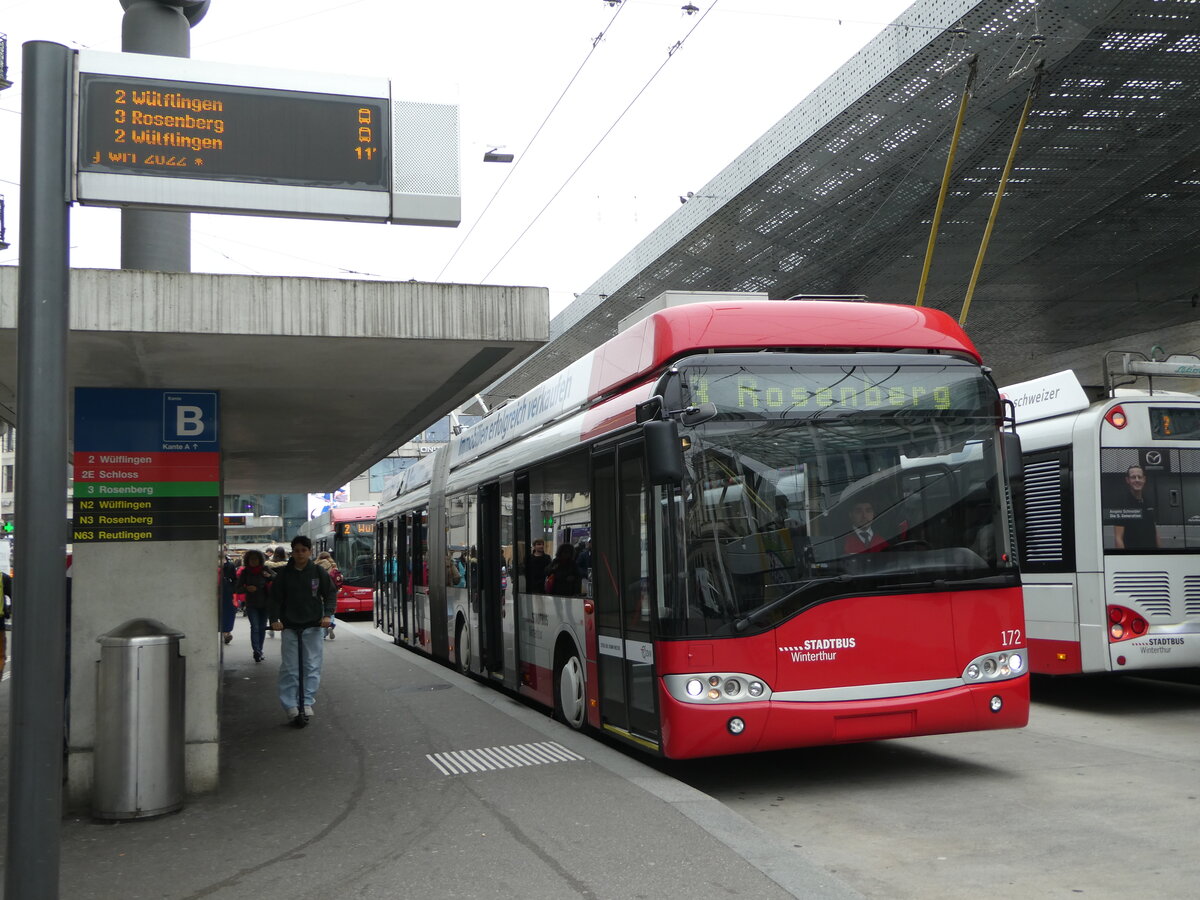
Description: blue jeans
277,626,325,711
245,606,268,656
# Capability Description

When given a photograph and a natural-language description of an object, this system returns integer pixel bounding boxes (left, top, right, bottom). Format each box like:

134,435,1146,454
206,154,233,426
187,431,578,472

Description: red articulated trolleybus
300,504,377,615
374,296,1029,758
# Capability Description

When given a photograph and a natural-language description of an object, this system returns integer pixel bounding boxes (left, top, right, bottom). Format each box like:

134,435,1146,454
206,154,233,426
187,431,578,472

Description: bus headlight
962,650,1026,684
663,672,772,704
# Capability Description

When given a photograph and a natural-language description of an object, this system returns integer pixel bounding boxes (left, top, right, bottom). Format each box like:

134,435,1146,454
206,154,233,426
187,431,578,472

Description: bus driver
844,501,889,554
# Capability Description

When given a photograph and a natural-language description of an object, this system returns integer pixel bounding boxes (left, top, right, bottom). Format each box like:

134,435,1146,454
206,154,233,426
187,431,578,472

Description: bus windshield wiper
733,575,853,633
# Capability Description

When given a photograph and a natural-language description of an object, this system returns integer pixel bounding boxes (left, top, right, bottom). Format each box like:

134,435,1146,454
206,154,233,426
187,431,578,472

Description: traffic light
2,521,12,535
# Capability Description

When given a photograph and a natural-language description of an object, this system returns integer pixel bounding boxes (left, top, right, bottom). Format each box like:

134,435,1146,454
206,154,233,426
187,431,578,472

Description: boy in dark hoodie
268,535,337,727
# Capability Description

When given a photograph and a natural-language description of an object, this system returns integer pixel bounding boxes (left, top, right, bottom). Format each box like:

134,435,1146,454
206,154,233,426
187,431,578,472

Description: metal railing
1,33,9,87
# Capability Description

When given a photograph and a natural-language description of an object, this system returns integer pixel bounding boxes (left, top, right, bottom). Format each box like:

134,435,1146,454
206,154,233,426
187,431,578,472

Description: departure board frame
73,50,460,226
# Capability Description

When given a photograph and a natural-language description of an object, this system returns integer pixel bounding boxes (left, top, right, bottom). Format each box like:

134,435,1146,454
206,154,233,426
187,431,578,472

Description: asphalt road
662,672,1200,899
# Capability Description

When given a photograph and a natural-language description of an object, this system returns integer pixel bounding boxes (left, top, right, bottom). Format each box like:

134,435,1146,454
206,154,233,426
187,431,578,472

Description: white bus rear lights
962,650,1025,683
665,672,773,704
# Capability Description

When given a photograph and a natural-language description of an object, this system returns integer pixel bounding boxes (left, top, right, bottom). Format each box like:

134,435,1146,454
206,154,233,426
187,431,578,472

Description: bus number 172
1001,629,1022,647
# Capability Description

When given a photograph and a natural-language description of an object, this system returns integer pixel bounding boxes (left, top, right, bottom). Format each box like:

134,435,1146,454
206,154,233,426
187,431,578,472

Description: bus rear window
1150,407,1200,440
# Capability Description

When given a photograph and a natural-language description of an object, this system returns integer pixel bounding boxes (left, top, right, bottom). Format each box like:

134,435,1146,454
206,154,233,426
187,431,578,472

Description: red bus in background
375,296,1028,759
300,504,377,615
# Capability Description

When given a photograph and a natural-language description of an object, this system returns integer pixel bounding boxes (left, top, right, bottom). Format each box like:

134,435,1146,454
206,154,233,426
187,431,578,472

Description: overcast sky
1,0,913,317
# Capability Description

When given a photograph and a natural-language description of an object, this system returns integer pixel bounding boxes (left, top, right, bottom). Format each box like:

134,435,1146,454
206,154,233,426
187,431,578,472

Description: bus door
475,482,509,678
405,511,425,650
391,518,405,643
395,515,408,643
375,522,388,633
592,442,660,747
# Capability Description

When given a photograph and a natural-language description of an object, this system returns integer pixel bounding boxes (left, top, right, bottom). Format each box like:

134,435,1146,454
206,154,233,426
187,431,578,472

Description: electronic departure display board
73,50,461,226
77,74,389,190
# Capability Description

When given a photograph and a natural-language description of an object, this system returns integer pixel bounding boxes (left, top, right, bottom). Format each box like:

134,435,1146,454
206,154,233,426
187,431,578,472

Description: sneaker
253,651,263,663
302,705,314,717
222,632,233,645
285,706,298,723
328,629,335,641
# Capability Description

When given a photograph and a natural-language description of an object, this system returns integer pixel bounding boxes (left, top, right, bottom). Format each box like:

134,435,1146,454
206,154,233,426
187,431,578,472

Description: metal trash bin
93,618,186,820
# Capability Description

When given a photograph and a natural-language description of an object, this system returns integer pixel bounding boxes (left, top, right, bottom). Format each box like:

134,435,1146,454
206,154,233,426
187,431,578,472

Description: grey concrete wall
993,318,1200,392
67,540,221,809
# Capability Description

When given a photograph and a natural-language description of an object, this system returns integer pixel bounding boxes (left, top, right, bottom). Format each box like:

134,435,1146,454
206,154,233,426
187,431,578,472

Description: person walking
235,549,274,662
219,551,238,645
264,545,289,639
315,551,343,640
268,535,337,728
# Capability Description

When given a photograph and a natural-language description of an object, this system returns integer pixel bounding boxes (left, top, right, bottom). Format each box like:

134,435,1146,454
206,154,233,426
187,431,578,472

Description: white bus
1006,355,1200,675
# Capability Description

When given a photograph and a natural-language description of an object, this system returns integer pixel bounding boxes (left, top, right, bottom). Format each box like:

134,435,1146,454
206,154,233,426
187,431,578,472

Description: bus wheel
555,651,586,731
454,615,470,674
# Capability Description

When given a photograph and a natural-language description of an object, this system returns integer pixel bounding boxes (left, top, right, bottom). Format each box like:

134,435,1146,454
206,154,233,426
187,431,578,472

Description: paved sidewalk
1,616,862,899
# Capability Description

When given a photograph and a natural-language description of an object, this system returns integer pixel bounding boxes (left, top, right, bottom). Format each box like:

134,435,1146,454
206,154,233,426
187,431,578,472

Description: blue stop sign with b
163,392,218,445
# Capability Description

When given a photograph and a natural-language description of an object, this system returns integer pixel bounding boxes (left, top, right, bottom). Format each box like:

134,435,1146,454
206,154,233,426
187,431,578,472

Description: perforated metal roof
484,0,1200,402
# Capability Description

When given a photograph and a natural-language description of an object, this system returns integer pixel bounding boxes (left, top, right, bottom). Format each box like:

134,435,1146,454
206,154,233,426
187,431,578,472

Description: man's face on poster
1126,466,1146,499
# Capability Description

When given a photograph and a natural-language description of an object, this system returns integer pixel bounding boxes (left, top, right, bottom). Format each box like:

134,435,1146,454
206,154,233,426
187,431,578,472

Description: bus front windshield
671,360,1016,638
335,526,376,587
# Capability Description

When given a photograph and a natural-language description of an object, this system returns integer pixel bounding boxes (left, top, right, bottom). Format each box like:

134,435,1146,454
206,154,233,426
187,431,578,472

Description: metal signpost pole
6,40,73,900
120,0,205,272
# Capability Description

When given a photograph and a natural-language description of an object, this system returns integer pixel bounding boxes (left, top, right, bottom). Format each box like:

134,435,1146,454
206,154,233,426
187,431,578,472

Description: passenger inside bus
545,544,583,596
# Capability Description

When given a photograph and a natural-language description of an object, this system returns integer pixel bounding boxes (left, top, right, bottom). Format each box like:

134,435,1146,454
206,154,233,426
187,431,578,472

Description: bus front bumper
657,676,1030,759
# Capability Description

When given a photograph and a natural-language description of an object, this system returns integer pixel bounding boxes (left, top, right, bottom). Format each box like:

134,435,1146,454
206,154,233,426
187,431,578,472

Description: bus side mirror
1002,432,1024,491
645,420,685,486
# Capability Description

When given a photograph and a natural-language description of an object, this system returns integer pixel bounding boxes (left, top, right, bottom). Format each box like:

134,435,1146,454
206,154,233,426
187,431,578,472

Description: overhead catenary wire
478,0,722,284
434,0,629,283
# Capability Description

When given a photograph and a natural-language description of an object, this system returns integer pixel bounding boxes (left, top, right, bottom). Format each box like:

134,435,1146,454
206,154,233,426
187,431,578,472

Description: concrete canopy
0,267,547,494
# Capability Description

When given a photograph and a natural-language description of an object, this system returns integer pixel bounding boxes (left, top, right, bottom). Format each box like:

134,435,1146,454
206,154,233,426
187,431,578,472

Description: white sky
0,0,913,317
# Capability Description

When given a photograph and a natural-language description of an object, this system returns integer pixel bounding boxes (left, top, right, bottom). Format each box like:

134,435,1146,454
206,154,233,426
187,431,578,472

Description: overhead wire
434,0,629,282
479,0,722,284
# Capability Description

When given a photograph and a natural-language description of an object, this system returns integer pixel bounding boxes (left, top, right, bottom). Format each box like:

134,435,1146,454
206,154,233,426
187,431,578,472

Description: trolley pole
6,40,73,900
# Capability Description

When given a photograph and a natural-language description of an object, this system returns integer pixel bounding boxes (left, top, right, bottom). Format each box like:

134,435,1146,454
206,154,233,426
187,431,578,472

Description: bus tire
554,648,586,731
454,613,470,674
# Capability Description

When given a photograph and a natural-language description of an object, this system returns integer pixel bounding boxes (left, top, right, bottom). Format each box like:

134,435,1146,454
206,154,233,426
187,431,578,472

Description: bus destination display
78,73,389,190
684,366,989,417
